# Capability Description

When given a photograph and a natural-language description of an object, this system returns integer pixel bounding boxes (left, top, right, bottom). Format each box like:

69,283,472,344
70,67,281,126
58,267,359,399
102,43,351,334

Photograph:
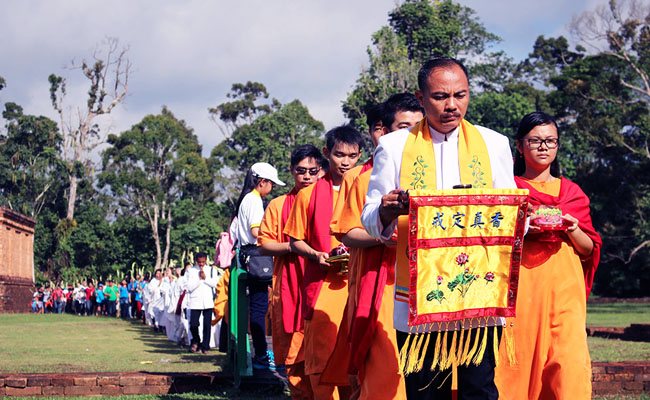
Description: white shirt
233,190,265,246
185,265,219,310
361,124,516,332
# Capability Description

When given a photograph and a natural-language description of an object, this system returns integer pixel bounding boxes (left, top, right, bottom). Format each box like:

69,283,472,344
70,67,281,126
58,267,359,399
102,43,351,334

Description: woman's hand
563,214,580,232
562,213,594,256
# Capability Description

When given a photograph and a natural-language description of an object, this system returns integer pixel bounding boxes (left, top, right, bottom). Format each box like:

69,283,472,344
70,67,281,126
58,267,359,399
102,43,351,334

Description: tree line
1,0,648,296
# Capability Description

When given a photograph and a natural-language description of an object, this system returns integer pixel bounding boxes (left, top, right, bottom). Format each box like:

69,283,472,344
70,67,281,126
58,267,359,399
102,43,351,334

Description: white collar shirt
361,123,516,332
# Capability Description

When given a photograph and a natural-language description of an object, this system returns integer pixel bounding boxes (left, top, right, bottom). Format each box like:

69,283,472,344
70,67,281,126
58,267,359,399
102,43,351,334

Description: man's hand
316,252,331,270
379,189,409,228
199,268,206,280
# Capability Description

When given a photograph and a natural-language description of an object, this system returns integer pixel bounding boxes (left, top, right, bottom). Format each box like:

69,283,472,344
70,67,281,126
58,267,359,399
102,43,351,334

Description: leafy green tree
208,81,280,137
388,0,499,62
524,0,650,295
209,93,324,202
343,0,500,136
99,107,211,269
0,102,63,218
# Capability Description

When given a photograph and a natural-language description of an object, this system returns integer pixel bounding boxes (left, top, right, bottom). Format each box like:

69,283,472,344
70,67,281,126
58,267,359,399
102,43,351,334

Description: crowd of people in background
32,276,144,318
30,260,225,355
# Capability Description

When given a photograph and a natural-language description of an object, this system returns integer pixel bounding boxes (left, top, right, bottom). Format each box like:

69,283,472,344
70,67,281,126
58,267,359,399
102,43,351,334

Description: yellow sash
396,119,493,301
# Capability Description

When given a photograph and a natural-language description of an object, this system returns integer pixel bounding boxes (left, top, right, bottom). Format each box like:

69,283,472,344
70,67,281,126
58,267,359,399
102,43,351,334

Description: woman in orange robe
495,112,602,399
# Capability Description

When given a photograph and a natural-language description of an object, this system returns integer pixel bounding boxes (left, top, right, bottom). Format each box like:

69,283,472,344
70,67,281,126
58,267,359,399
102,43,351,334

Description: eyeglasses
522,138,559,149
294,167,321,176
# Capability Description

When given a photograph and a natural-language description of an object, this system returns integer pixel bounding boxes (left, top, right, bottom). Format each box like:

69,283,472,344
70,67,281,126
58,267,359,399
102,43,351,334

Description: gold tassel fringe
465,325,481,366
493,325,500,368
431,328,442,371
406,333,424,374
414,331,431,372
505,322,517,366
444,329,458,370
472,325,488,366
439,329,449,370
398,330,412,372
460,325,472,365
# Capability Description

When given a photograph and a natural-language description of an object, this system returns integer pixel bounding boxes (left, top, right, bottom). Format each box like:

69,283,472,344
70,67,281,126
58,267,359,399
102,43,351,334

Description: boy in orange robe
258,145,324,399
284,125,364,400
325,94,423,400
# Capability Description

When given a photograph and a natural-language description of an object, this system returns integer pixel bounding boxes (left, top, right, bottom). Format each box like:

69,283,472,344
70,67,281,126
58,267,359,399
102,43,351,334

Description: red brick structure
0,207,36,313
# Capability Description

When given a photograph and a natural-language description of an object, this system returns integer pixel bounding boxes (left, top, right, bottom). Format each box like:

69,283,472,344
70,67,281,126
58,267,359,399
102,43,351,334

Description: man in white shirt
361,57,516,399
186,252,218,354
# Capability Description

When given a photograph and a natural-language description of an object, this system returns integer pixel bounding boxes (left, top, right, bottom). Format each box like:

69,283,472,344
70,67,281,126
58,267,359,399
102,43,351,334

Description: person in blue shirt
127,277,138,318
119,280,130,319
96,283,105,316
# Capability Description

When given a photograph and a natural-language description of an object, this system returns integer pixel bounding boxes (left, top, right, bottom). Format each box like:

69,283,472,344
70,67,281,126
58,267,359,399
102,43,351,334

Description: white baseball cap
251,162,286,186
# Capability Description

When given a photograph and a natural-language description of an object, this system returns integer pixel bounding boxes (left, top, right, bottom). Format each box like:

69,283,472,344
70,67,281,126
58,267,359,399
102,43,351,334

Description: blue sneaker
252,353,275,370
266,350,277,371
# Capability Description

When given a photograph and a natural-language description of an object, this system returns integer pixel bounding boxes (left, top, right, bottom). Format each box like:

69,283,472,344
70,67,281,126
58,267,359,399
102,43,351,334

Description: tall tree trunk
162,207,172,269
66,175,78,220
149,203,162,270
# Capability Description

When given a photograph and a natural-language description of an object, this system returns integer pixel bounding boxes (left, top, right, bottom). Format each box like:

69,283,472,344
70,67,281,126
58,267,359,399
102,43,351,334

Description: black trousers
190,308,213,351
396,326,501,400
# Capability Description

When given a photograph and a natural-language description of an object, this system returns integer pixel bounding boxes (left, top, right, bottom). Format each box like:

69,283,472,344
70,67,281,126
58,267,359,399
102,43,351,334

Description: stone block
51,375,74,386
6,386,42,396
592,373,612,382
65,385,101,396
74,375,97,386
612,373,635,381
120,374,147,386
28,375,52,386
634,373,650,382
5,376,27,388
122,384,159,395
98,375,120,386
100,384,123,395
42,386,65,396
145,375,170,385
623,381,644,391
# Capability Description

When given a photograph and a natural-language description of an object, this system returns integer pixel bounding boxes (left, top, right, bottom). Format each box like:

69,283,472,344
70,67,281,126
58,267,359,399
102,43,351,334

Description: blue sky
0,0,603,157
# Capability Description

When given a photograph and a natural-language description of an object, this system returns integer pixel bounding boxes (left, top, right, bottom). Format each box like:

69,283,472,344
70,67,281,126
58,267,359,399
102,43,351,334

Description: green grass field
587,302,650,327
0,313,224,374
1,302,649,399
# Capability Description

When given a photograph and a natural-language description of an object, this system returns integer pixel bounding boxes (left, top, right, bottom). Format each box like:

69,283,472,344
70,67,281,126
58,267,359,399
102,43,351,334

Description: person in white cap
232,162,285,369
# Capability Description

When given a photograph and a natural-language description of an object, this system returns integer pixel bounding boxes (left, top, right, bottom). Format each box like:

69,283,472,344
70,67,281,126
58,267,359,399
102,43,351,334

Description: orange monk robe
258,194,312,399
319,165,366,387
284,182,347,398
331,169,406,400
495,179,593,400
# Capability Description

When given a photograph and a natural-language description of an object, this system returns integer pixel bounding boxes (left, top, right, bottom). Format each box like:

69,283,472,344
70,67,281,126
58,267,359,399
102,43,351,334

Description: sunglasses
294,167,321,176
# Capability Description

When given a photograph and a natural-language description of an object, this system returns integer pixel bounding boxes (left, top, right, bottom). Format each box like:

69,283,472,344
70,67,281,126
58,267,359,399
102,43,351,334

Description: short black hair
325,124,364,152
418,57,469,92
381,93,424,129
195,251,208,260
290,144,322,168
514,111,560,177
365,103,384,130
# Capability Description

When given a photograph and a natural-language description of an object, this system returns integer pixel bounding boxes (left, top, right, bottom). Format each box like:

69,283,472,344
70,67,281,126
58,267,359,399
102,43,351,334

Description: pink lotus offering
532,206,563,227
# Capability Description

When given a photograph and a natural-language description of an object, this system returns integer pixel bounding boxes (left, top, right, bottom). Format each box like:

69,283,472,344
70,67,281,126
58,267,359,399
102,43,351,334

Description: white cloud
1,0,604,158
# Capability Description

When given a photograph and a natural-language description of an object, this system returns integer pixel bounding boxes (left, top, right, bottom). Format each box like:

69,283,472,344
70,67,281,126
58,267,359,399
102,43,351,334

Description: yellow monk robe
284,180,347,399
333,168,406,400
212,268,230,325
258,193,312,400
494,179,592,399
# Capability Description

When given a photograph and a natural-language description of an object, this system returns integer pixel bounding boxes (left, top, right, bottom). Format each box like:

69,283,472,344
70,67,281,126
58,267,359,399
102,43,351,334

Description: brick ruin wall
0,207,36,313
